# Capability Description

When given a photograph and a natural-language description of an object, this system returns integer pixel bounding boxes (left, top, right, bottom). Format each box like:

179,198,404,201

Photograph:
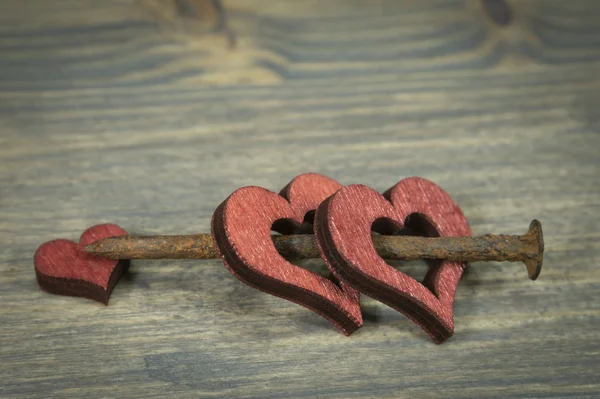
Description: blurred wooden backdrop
1,1,599,398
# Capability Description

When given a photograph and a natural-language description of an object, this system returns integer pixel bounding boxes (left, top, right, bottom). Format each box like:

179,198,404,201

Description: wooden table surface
1,1,599,397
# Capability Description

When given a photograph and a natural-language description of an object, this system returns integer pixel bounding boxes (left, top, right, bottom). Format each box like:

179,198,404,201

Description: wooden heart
211,173,362,335
34,224,129,304
315,177,471,343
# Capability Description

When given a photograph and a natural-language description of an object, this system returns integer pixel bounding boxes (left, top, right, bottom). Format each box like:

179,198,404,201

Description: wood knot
481,0,513,26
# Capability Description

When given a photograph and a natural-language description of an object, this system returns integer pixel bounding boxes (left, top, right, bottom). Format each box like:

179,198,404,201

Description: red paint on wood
34,224,129,304
315,177,471,343
211,173,362,335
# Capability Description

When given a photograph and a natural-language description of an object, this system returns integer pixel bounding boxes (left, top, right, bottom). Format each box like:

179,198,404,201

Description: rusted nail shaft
84,220,544,280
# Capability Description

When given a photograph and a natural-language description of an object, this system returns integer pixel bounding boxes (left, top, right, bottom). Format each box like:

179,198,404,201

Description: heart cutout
315,177,471,343
34,224,129,304
211,173,362,335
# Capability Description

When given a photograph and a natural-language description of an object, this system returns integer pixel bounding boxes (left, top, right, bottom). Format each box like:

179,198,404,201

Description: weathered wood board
1,1,599,397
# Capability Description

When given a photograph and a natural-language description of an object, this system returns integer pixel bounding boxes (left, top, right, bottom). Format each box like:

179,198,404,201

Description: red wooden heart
315,177,471,343
211,173,362,335
34,224,129,304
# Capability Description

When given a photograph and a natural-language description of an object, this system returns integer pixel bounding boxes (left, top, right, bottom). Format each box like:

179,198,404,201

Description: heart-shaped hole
271,215,331,280
371,213,444,296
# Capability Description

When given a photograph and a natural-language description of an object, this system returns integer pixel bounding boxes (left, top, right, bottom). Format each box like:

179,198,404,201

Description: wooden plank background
1,0,599,397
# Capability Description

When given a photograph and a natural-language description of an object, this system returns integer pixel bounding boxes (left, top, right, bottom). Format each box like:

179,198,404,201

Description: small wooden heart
34,224,129,304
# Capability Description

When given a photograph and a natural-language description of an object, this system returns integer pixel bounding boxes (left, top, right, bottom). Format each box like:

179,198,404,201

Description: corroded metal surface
84,220,544,280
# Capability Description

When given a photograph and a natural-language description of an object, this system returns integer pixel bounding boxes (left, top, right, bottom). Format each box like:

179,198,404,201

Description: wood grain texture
211,173,362,335
315,178,471,343
0,0,599,397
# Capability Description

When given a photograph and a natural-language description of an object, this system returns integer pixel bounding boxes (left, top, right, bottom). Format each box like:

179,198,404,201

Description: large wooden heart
34,224,129,304
315,177,471,343
211,173,362,335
